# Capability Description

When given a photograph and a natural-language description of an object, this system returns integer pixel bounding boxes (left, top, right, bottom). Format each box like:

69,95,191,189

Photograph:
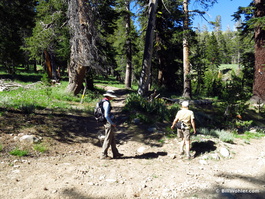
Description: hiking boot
113,153,124,159
100,156,112,160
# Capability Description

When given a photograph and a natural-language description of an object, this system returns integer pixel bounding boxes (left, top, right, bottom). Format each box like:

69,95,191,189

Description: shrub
199,128,218,137
215,130,234,143
124,93,168,124
199,128,234,143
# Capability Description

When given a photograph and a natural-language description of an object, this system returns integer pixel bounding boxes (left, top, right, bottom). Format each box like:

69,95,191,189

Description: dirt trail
1,87,265,199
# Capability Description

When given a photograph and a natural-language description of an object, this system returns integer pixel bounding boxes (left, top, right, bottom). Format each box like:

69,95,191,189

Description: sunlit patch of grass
0,80,90,110
234,131,265,141
33,144,48,153
9,148,28,157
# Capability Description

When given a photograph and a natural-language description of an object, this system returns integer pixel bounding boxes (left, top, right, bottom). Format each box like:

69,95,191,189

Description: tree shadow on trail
191,140,217,158
120,151,168,160
62,187,122,199
191,172,265,199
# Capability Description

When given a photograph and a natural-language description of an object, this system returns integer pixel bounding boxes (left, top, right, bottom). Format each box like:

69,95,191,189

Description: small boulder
137,146,146,154
219,147,230,158
19,135,40,144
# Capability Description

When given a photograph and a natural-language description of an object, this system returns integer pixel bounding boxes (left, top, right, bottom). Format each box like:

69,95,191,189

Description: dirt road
1,87,265,199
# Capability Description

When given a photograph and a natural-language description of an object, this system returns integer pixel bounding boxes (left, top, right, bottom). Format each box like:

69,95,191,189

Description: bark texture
124,0,132,89
182,0,191,99
43,50,60,82
138,0,158,96
252,0,265,102
66,0,99,95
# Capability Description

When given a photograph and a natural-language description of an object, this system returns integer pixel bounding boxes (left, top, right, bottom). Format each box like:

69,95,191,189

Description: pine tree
234,0,265,102
24,0,69,79
0,0,36,73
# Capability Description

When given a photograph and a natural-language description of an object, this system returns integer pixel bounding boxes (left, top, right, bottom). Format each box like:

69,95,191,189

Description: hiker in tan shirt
171,101,196,159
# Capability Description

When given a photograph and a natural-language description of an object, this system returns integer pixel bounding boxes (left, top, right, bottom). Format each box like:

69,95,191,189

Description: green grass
0,80,89,111
94,75,138,90
0,73,132,112
234,131,265,141
9,148,28,157
0,144,3,152
33,144,48,153
198,127,265,143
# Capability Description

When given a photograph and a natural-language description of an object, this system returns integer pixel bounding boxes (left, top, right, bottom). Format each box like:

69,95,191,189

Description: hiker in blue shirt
100,90,123,160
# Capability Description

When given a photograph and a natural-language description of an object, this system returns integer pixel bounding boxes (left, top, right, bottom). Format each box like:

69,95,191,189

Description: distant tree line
0,0,264,102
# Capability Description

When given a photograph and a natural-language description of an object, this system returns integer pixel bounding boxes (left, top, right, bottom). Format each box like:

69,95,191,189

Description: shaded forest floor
1,86,265,199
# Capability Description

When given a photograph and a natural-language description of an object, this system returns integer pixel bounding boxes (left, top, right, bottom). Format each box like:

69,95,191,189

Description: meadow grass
0,72,134,112
0,80,92,111
94,75,138,90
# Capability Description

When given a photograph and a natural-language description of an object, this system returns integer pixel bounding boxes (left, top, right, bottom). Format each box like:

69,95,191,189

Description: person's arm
191,119,196,134
103,101,116,126
171,118,179,129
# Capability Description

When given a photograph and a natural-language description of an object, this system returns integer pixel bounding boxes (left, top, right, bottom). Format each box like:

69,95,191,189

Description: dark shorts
177,129,190,141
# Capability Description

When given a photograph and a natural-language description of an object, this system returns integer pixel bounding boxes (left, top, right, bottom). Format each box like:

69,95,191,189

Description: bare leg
180,139,185,154
185,140,190,157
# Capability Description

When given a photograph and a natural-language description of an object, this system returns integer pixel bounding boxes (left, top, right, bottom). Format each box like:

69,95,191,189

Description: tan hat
103,90,117,98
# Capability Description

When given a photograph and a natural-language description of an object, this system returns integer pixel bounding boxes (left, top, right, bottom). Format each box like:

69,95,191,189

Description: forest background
1,2,265,198
0,0,265,132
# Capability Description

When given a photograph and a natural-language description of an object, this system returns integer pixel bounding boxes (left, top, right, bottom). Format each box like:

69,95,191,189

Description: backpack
94,99,108,122
176,121,186,130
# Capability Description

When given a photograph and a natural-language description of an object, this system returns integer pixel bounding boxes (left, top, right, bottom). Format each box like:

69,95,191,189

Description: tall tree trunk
43,50,60,82
124,0,132,89
252,0,265,102
182,0,191,99
66,0,98,95
137,0,158,96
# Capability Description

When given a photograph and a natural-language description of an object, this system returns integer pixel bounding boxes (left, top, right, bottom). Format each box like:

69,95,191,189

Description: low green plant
33,144,48,153
165,126,177,138
0,144,3,152
199,128,218,137
215,130,234,143
124,93,168,124
199,128,234,143
158,139,165,144
9,148,28,157
235,120,253,128
234,131,265,141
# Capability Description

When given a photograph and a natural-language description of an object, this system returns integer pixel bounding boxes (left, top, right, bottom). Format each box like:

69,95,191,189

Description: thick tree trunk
182,0,191,99
137,0,158,96
252,0,265,102
67,64,86,95
124,1,132,89
66,0,98,95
